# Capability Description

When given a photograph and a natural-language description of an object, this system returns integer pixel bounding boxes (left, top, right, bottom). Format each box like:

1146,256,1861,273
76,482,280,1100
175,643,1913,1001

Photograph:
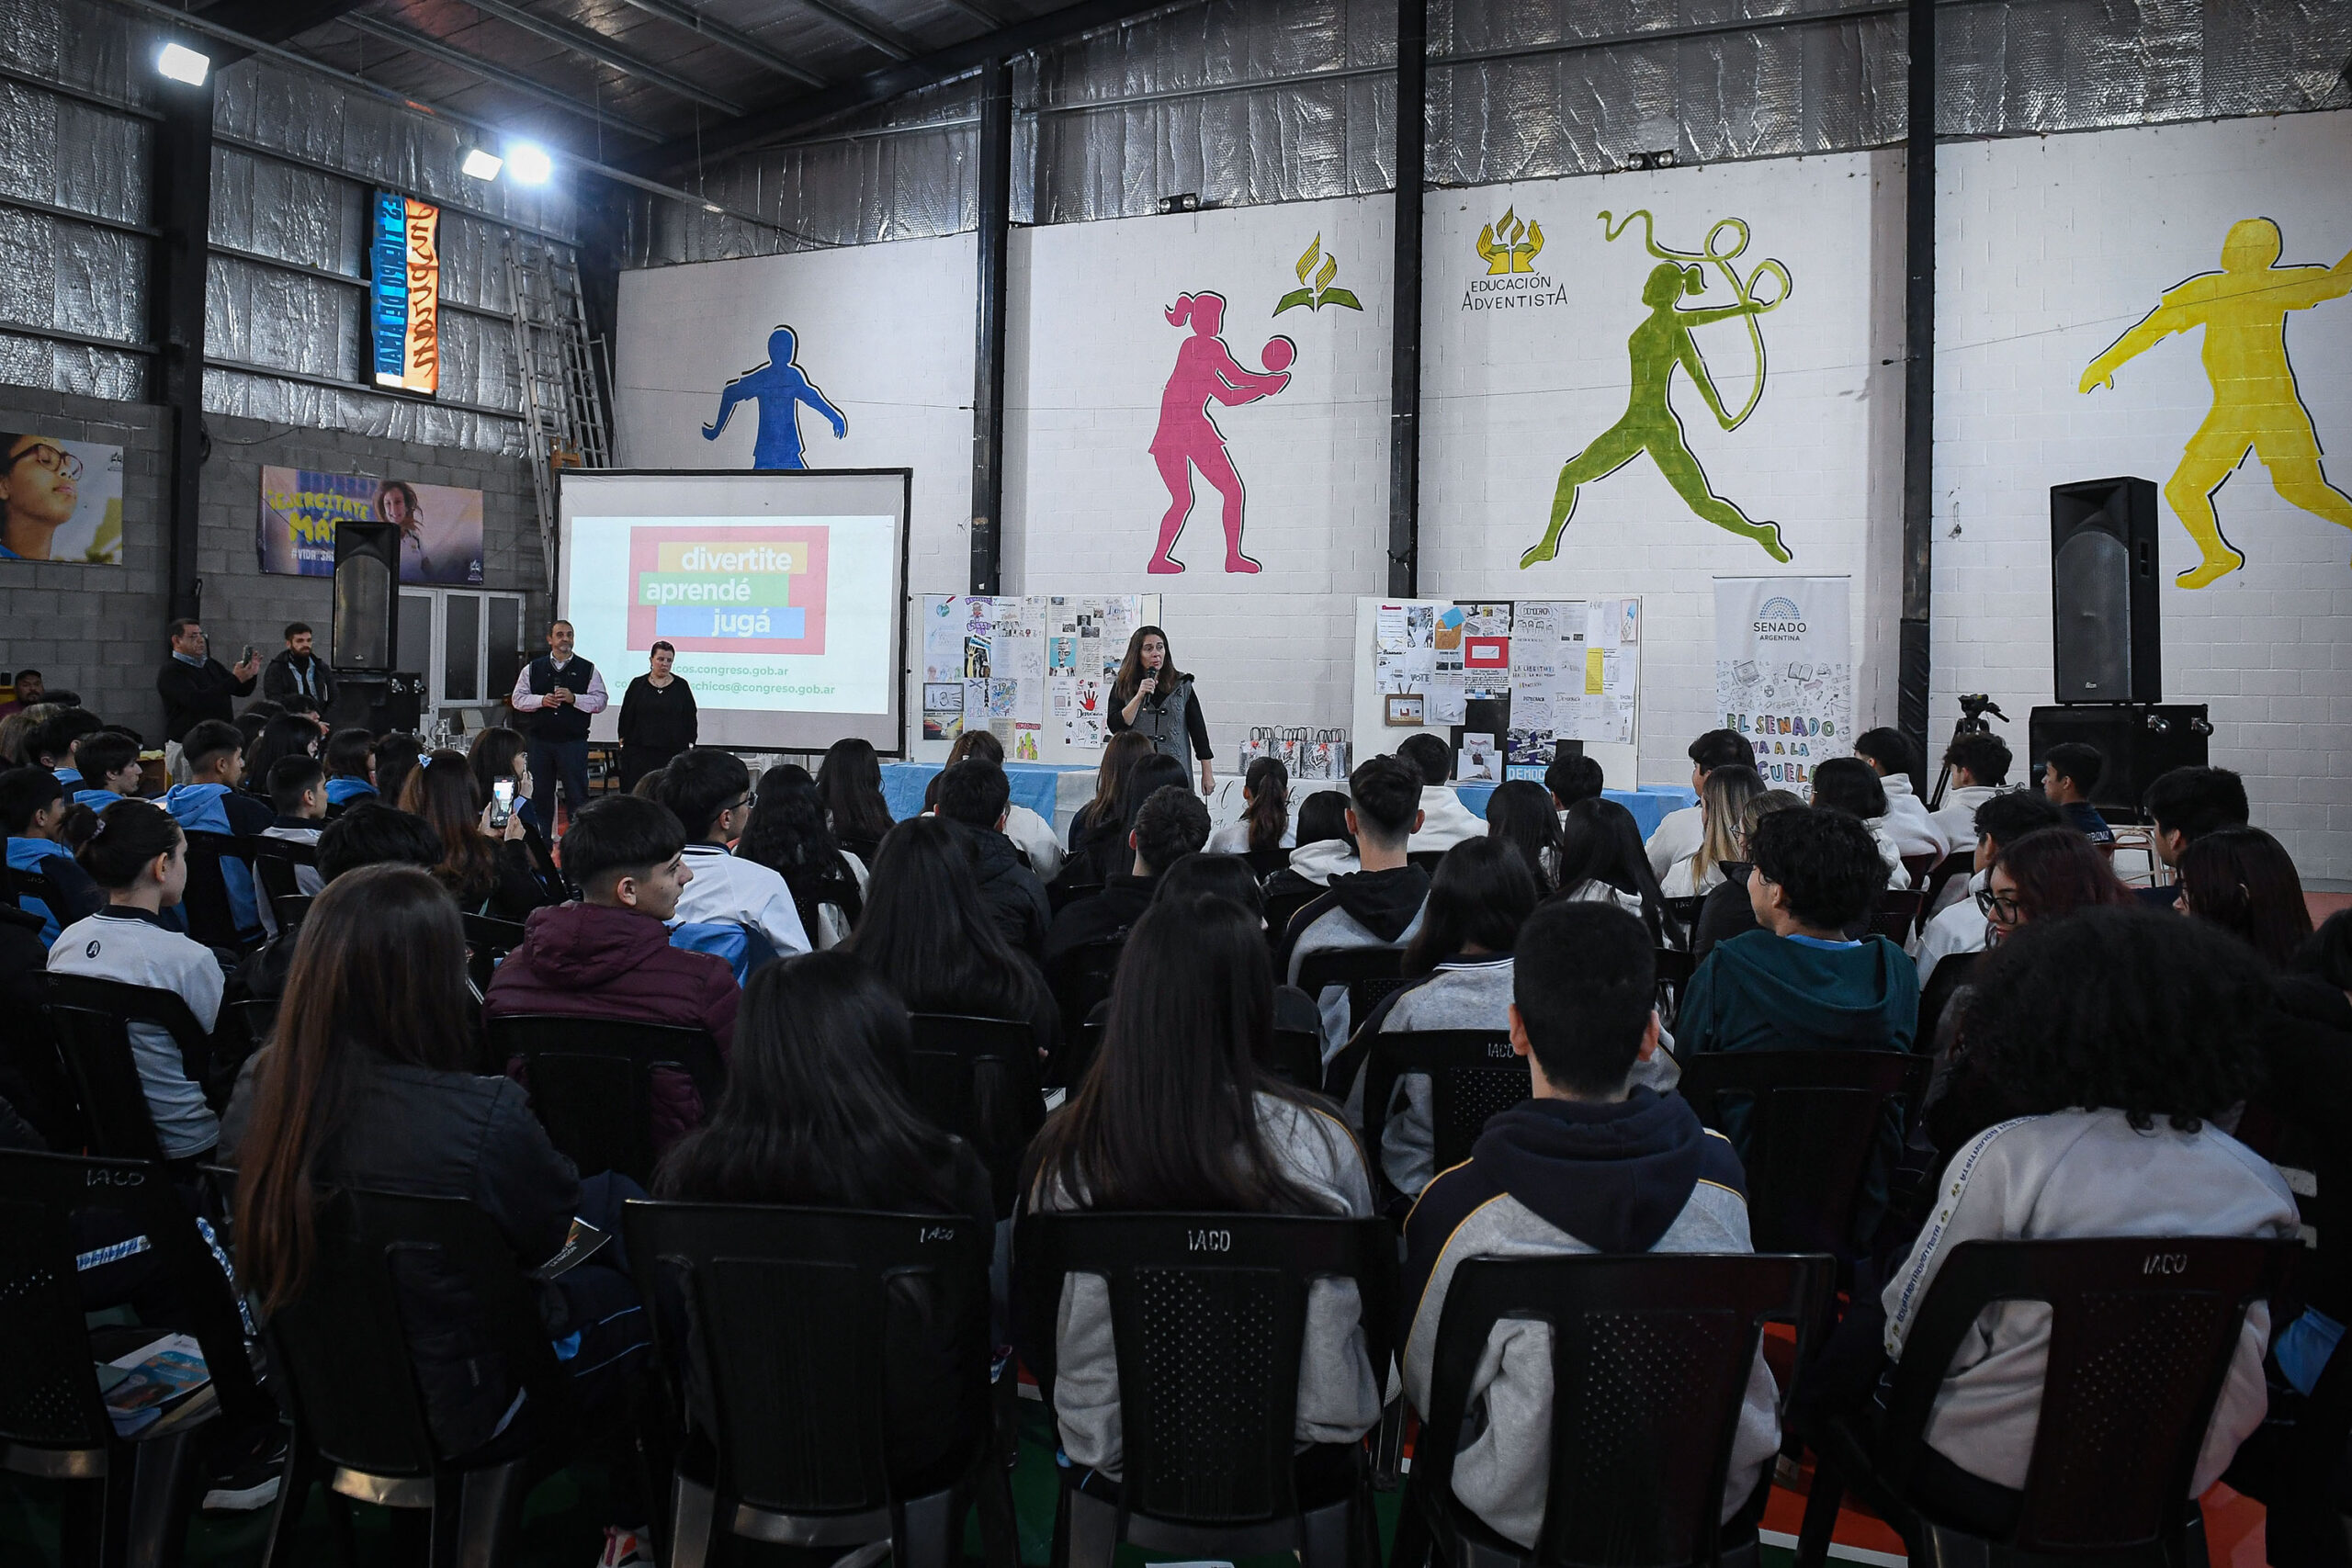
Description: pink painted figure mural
1148,292,1293,574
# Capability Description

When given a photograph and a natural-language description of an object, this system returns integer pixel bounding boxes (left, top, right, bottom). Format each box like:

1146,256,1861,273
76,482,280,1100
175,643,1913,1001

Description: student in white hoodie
1809,757,1912,889
1645,729,1758,878
1397,733,1487,853
1854,727,1949,859
1261,789,1359,903
1804,908,2296,1535
1909,790,2064,989
1928,732,2014,857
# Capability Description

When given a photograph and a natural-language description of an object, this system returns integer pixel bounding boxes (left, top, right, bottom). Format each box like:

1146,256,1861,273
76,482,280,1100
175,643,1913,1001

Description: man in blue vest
508,618,606,837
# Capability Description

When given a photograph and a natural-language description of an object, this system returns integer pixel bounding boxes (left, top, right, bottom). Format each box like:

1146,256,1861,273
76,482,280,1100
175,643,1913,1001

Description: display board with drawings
1351,595,1642,784
916,592,1161,762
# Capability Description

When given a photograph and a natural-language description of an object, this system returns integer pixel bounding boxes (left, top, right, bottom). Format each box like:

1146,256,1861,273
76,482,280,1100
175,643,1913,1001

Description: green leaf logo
1275,232,1366,314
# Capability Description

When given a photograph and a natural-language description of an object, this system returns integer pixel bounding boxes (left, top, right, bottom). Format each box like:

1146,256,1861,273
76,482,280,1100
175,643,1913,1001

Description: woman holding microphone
1107,625,1213,794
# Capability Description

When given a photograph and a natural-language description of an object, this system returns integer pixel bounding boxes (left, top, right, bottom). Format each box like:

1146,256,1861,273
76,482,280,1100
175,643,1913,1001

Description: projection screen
559,468,910,753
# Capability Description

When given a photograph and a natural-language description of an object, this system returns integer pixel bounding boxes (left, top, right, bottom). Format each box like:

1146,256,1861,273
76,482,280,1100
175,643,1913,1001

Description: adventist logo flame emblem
1476,208,1545,275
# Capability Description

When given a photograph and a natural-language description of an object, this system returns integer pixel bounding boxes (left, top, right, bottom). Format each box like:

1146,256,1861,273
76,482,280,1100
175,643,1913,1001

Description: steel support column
151,71,213,623
968,55,1012,596
1386,0,1426,598
1896,0,1937,791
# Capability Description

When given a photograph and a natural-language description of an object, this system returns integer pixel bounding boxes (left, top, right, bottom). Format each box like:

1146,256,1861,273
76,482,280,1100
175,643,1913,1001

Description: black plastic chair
5,858,78,932
254,1187,582,1568
1358,1031,1524,1208
487,1014,726,1187
905,1012,1047,1218
460,912,528,994
1675,1051,1932,1259
1916,951,1982,1051
621,1200,1012,1568
1663,896,1707,934
1295,946,1405,1001
1654,948,1696,1029
1408,850,1447,875
1243,847,1293,878
1014,1210,1396,1568
1868,890,1924,944
247,839,314,931
1899,852,1939,890
1794,1236,2300,1568
44,974,220,1163
177,829,259,950
1266,886,1327,954
1046,937,1127,1060
0,1147,273,1568
1264,1025,1324,1089
1917,850,1976,923
1397,1251,1834,1568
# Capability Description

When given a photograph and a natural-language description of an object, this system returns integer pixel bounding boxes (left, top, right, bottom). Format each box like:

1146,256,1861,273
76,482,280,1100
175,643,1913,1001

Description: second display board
1361,597,1642,774
915,592,1161,762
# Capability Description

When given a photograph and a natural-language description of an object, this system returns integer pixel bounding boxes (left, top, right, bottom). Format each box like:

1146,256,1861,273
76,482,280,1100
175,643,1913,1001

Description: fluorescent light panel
156,42,209,85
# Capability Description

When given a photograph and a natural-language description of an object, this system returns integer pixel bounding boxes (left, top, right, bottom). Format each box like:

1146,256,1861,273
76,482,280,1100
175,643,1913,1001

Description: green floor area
0,1403,1809,1566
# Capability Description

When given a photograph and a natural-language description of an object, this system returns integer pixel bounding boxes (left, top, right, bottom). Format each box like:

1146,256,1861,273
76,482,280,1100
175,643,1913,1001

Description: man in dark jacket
1280,753,1432,1057
1044,782,1209,964
485,794,739,1148
155,618,258,751
936,759,1054,959
258,623,335,716
507,619,606,834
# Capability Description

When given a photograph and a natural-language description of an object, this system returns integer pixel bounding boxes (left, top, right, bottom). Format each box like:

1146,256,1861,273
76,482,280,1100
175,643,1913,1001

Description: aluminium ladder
506,237,613,600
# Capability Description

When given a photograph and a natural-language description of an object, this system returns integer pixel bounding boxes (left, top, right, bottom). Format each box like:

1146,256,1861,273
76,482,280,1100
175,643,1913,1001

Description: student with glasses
0,435,85,560
650,748,810,961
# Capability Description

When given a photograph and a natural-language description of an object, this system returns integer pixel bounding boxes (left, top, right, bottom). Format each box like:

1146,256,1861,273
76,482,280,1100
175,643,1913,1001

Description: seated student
69,730,142,811
31,706,103,785
486,793,739,1146
654,747,810,960
1646,729,1756,878
401,749,561,923
1556,795,1683,947
2039,741,2113,846
1484,779,1559,894
935,760,1053,958
45,801,224,1164
1820,910,2297,1536
162,718,273,942
1809,756,1910,889
240,713,322,805
1928,732,2013,855
1853,727,1947,859
1351,837,1541,1201
1045,783,1209,964
2180,827,2312,971
1206,754,1294,856
1021,895,1381,1484
1398,732,1485,853
740,763,865,950
1689,790,1804,961
373,733,423,813
468,724,562,884
816,736,899,870
1544,751,1606,816
2141,764,2252,909
2,764,104,941
1061,731,1153,887
1146,851,1325,1036
1261,789,1360,901
1281,755,1431,1060
1404,901,1779,1551
1911,790,2064,990
321,727,378,808
261,756,329,892
845,814,1059,1062
937,728,1064,882
1662,764,1765,897
1065,750,1192,902
223,865,653,1563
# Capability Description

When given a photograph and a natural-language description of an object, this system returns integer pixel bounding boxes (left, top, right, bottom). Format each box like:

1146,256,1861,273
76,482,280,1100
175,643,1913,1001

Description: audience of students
2039,741,2115,845
1808,756,1910,888
1281,754,1431,1057
1928,732,2013,853
1911,790,2066,989
1662,763,1765,897
2179,826,2312,971
1852,727,1947,859
1021,894,1380,1483
2,764,103,941
399,749,561,923
1206,753,1294,857
1555,795,1682,947
934,759,1053,957
1044,783,1210,963
1397,733,1485,853
652,747,811,961
938,729,1064,881
1483,779,1559,893
45,800,223,1163
1405,899,1778,1550
1688,789,1804,961
1261,788,1359,902
816,737,897,868
740,763,867,949
321,728,378,807
1646,729,1757,876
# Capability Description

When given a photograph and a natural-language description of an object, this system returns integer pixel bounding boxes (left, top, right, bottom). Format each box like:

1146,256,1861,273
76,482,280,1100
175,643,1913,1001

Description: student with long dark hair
1068,731,1152,851
1063,745,1187,892
1555,795,1680,946
2180,826,2312,971
1021,896,1379,1482
467,723,562,885
1207,754,1293,857
1483,780,1558,893
1262,788,1360,902
224,864,652,1560
817,738,897,866
399,749,560,921
241,713,322,803
372,733,423,813
846,815,1057,1057
741,762,865,948
1810,756,1909,888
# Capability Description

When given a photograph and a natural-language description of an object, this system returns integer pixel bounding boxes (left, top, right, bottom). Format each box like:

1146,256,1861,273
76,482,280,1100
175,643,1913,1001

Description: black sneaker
201,1431,288,1512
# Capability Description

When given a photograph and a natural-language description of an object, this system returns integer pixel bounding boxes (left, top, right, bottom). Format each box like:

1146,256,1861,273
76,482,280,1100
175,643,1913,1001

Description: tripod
1928,694,2006,811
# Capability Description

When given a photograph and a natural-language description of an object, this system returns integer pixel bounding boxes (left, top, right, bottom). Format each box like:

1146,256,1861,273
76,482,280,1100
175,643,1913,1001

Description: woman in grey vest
1106,625,1214,794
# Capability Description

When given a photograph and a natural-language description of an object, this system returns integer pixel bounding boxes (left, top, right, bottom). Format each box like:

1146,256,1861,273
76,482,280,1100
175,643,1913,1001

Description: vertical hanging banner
1713,577,1851,794
370,191,440,394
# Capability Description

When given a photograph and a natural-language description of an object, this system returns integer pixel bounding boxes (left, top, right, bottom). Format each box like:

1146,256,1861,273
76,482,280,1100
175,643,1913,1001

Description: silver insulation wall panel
628,0,2352,264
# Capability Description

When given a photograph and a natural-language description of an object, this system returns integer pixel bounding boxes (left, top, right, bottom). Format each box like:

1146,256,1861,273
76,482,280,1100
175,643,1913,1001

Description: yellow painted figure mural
2080,218,2352,588
1521,211,1792,570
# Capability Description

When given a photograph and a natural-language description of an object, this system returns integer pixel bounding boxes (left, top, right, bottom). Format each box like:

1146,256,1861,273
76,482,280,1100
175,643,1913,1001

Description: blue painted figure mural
702,325,848,469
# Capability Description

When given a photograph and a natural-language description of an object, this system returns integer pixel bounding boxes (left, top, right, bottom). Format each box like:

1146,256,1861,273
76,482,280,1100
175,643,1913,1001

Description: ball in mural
1261,336,1296,374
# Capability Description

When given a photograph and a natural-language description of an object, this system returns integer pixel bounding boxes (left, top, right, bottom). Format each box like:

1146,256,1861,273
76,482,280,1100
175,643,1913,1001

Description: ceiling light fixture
460,147,503,180
156,41,210,85
507,142,554,186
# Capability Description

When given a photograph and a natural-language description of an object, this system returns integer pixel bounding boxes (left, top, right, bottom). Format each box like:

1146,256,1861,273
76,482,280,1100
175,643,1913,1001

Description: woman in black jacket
616,641,697,792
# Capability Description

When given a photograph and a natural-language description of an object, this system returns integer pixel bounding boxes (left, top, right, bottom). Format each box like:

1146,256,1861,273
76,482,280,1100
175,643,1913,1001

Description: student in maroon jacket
485,792,738,1148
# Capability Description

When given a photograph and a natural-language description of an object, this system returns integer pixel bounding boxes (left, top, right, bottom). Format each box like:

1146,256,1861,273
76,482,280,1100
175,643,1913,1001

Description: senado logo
1753,595,1806,640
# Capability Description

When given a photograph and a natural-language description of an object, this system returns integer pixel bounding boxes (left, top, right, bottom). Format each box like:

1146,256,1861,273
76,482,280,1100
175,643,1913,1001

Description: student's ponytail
77,798,182,889
1243,755,1289,856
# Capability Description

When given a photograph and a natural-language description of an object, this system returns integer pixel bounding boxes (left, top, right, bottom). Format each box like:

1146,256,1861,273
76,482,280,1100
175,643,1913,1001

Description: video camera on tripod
1928,694,2007,810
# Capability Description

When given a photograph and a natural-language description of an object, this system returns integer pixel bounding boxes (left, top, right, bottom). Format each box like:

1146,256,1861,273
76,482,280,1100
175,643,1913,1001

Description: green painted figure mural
1521,211,1793,569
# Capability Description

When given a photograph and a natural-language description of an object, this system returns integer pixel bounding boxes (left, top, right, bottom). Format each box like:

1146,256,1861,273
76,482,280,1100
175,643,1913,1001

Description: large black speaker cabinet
333,521,400,674
324,672,424,738
2029,705,2211,818
2051,477,2161,704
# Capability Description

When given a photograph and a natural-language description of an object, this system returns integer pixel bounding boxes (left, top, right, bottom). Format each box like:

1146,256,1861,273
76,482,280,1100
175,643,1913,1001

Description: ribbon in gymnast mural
1146,291,1294,575
1521,210,1793,570
703,324,848,469
2079,218,2352,589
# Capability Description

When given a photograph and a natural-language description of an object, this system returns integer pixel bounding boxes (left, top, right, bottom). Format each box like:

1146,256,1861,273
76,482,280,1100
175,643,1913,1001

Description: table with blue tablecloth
1455,782,1695,840
881,761,1082,826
